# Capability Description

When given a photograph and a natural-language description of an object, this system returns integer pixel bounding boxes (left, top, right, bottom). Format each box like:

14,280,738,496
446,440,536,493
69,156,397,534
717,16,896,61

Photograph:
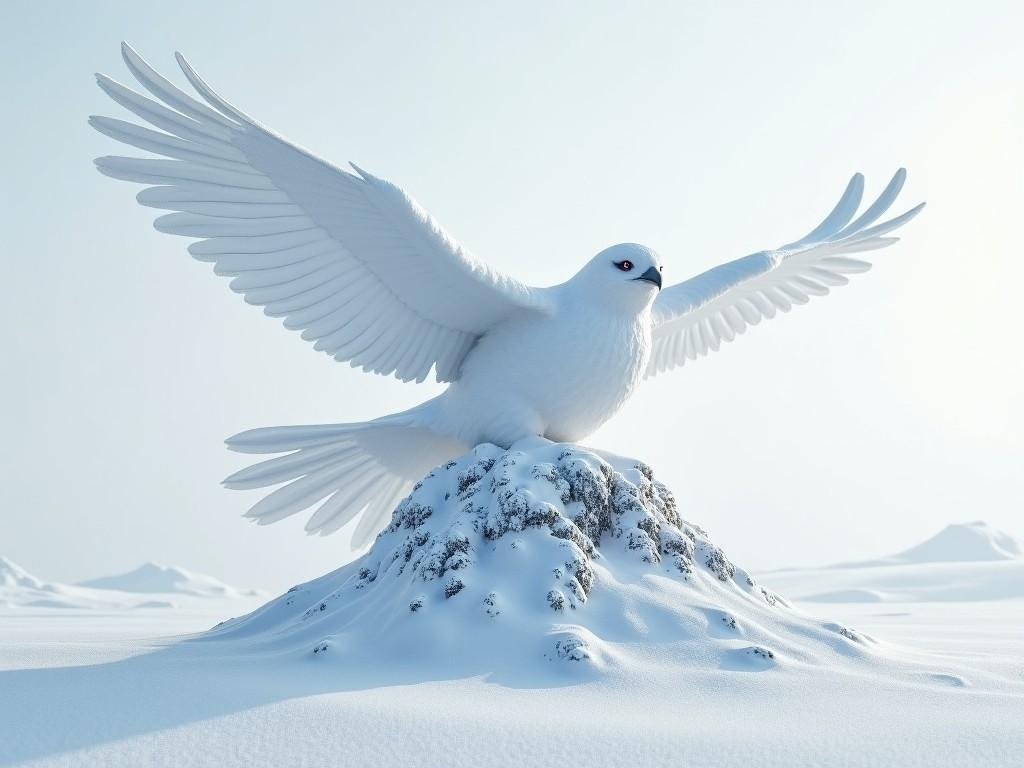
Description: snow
79,562,258,598
0,557,46,590
760,521,1024,603
838,521,1024,566
888,520,1023,562
1,446,1022,767
0,558,263,611
206,443,820,676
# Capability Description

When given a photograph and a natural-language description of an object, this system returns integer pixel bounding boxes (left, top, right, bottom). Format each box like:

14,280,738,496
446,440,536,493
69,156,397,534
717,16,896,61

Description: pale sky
3,1,1021,592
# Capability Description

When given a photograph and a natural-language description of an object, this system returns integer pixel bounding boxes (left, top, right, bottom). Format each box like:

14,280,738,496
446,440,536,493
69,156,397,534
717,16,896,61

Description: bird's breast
448,309,650,445
537,314,649,441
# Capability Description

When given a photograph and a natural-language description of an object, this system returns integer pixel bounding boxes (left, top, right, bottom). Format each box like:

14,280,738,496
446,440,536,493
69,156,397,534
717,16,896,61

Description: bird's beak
633,266,662,290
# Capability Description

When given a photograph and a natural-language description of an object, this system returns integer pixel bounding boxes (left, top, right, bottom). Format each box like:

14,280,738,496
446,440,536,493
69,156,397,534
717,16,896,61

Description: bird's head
571,243,663,312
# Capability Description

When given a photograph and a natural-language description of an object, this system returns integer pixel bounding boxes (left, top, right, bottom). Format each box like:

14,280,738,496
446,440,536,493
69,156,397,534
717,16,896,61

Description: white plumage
92,44,925,548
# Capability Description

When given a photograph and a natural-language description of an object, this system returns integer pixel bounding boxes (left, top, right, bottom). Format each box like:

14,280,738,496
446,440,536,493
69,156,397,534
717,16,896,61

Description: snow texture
204,443,903,676
0,558,260,610
0,557,45,590
3,461,1023,767
847,520,1023,565
761,521,1024,603
79,562,256,598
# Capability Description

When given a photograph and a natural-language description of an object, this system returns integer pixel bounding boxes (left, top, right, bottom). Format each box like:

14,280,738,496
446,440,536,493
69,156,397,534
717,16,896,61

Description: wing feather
93,43,549,383
95,74,233,146
89,116,247,165
648,171,924,376
228,253,340,291
137,184,291,206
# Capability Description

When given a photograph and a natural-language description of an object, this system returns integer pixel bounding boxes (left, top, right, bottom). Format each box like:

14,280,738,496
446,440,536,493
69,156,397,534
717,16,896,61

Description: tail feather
349,477,406,543
304,466,387,532
318,475,401,541
223,442,360,490
225,423,369,454
304,477,380,536
225,408,465,548
244,458,375,526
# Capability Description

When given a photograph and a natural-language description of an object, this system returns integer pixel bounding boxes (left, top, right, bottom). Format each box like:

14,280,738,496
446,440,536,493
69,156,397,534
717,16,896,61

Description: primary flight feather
92,43,925,548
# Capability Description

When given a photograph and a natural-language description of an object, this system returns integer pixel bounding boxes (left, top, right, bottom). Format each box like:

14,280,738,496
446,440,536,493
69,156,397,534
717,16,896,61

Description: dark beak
633,266,662,290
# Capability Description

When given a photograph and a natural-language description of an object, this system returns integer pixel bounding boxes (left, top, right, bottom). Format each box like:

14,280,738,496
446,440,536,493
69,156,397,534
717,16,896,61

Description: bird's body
436,283,654,447
92,44,925,548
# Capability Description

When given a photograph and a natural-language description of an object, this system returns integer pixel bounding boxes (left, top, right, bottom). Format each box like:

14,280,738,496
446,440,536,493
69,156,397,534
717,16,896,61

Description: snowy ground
1,598,1022,767
2,458,1021,768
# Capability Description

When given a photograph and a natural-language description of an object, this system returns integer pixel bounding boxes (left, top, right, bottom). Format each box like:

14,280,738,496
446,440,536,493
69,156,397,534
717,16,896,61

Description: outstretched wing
92,43,548,383
647,170,924,377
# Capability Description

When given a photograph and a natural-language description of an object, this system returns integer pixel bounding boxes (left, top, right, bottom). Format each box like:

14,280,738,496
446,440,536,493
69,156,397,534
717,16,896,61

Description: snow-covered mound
0,558,119,610
0,558,262,611
759,522,1024,603
0,557,45,590
875,521,1022,565
0,557,73,608
763,561,1024,603
79,562,254,598
207,443,885,675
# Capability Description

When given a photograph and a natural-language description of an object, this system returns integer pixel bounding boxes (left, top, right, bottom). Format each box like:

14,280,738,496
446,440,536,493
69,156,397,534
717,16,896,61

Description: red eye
617,260,634,272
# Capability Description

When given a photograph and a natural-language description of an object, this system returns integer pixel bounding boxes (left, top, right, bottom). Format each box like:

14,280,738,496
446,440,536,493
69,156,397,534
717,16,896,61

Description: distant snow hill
78,562,260,599
759,522,1024,603
839,521,1023,567
0,557,46,590
0,557,122,610
0,558,262,610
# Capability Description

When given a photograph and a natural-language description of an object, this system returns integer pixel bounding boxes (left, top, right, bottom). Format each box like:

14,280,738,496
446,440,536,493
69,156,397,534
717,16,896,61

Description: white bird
92,44,925,548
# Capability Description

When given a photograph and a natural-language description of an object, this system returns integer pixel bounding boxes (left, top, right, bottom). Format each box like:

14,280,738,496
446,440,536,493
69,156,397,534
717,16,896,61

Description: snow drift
759,521,1024,603
0,558,260,610
0,558,86,609
207,443,883,674
848,521,1023,566
0,557,46,590
79,562,256,598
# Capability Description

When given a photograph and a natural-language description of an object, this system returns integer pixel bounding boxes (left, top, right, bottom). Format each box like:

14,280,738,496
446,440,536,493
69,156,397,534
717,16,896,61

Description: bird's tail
223,401,464,549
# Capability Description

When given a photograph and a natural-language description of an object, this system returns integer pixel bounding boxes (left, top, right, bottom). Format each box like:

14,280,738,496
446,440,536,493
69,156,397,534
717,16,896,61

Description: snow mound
0,558,262,611
0,558,84,609
0,559,113,610
827,521,1023,569
0,557,45,590
208,443,884,676
885,521,1023,564
759,522,1024,603
79,563,244,598
769,561,1024,603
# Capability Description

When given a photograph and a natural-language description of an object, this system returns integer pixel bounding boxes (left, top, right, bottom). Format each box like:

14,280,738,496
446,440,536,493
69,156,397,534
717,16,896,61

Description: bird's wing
647,170,924,377
91,43,549,383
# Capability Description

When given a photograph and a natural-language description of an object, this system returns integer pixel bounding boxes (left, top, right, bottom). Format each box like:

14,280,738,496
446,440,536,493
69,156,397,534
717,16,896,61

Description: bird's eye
616,260,634,272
